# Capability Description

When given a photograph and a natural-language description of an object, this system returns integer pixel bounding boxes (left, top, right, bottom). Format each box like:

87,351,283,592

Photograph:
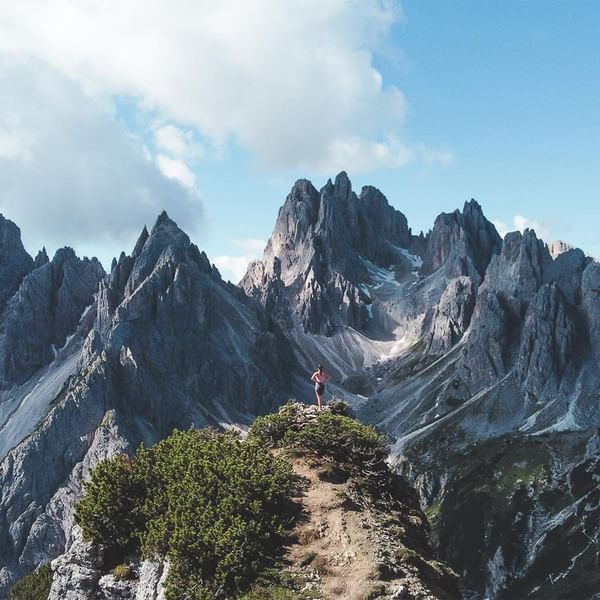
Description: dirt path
287,458,381,599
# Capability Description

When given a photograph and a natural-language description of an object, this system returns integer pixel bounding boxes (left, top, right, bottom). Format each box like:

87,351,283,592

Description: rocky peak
546,246,588,305
123,212,192,295
0,214,34,313
333,169,352,201
242,173,413,335
0,213,302,596
34,247,49,268
458,228,573,393
0,246,104,387
422,199,501,282
484,229,552,305
132,225,149,257
99,213,216,337
515,282,577,401
357,185,411,260
548,239,574,259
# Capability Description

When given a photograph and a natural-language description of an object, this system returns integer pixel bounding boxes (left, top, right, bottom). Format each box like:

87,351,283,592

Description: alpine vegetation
74,429,295,599
47,404,458,599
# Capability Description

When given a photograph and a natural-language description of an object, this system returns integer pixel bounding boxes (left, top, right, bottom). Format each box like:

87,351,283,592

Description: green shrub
8,564,53,600
250,405,388,472
290,412,387,467
75,454,145,560
75,428,295,599
240,585,302,600
248,401,302,447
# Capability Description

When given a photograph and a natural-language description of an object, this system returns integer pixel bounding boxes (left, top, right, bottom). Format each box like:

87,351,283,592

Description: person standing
310,364,331,410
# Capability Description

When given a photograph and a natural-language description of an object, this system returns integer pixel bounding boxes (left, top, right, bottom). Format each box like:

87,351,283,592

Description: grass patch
111,563,136,581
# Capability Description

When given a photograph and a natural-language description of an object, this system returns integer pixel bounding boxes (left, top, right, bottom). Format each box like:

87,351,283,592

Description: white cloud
493,215,549,240
154,124,205,161
315,136,453,173
154,125,188,158
214,238,266,282
0,0,448,174
0,117,35,162
156,154,197,190
0,60,201,267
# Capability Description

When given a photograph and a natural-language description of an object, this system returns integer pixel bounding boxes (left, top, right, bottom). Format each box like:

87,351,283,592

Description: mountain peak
549,239,575,259
463,198,483,215
132,225,149,258
152,210,180,232
34,248,49,268
333,170,351,199
0,213,34,311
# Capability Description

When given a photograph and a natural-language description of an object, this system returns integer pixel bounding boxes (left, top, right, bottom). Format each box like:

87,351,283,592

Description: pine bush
75,428,295,599
8,564,53,600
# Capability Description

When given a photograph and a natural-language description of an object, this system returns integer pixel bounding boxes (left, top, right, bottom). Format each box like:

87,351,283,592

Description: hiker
310,364,331,410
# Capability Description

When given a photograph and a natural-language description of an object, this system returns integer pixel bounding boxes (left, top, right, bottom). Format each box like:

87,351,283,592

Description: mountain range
1,172,600,598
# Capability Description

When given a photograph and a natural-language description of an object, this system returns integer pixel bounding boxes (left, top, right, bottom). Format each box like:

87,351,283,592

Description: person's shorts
315,382,325,395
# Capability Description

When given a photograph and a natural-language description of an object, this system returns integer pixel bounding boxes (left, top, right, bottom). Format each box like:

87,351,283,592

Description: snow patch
362,258,401,288
393,245,423,269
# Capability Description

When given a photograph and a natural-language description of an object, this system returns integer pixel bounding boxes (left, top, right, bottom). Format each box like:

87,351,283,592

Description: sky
0,0,599,282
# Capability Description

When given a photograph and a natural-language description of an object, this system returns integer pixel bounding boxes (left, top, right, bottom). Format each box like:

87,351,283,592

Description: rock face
241,172,414,336
0,215,33,314
0,212,303,596
0,247,104,387
242,174,498,385
421,199,501,285
48,530,169,600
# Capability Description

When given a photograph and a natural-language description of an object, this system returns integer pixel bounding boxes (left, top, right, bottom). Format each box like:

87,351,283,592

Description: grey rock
48,532,104,600
33,247,49,269
582,261,600,360
3,174,600,600
545,247,588,305
457,229,554,392
0,214,33,314
423,276,476,355
548,239,574,258
0,247,104,388
241,172,413,335
421,199,501,284
50,551,169,600
514,282,577,402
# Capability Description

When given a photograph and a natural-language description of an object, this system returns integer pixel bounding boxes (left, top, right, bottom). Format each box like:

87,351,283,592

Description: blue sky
0,1,599,281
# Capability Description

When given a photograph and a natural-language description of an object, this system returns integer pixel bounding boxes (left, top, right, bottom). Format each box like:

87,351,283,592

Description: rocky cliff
0,212,304,597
